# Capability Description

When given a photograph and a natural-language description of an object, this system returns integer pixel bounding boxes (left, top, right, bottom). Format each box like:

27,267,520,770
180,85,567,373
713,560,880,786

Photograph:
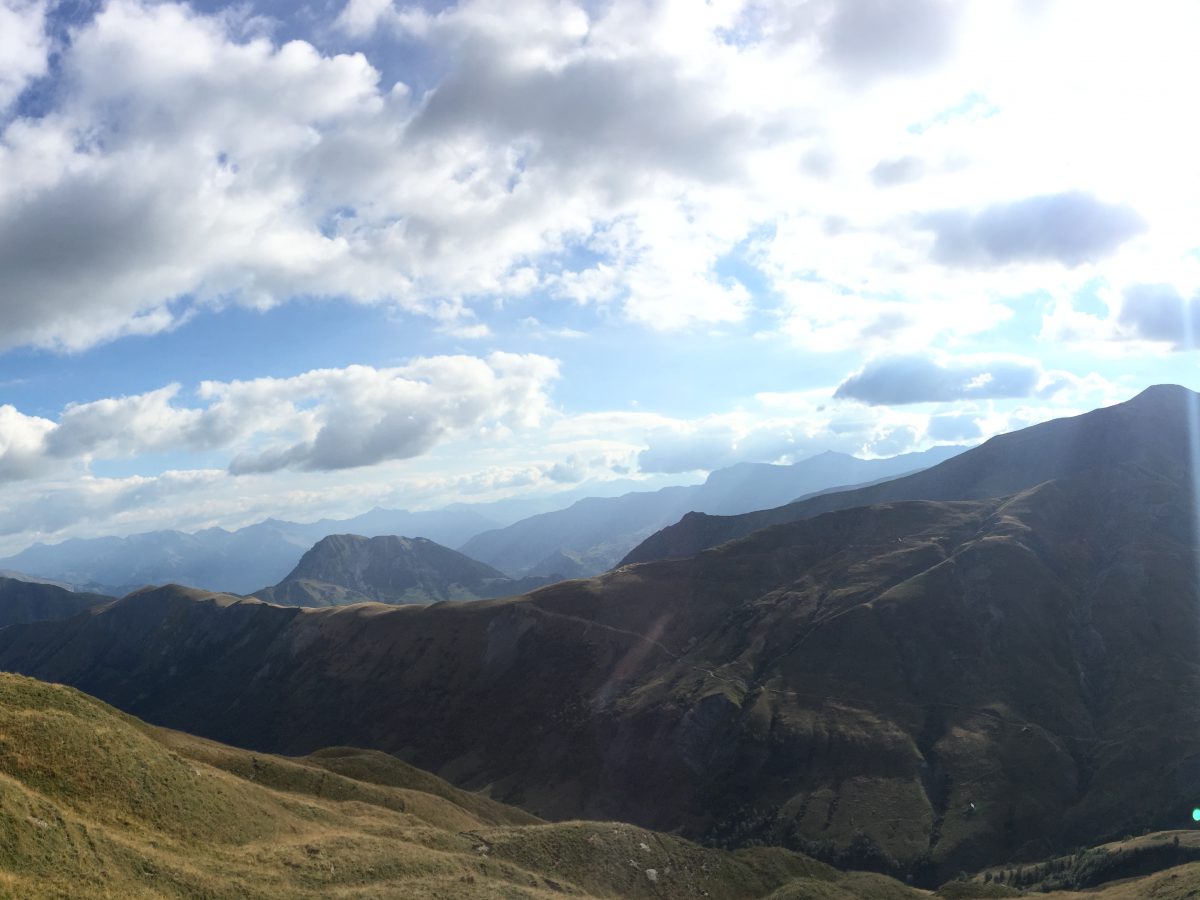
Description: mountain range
622,385,1194,565
460,445,964,577
2,386,1195,884
0,447,962,594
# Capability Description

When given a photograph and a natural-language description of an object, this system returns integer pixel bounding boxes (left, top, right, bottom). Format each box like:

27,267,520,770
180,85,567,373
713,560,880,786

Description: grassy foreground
0,672,921,899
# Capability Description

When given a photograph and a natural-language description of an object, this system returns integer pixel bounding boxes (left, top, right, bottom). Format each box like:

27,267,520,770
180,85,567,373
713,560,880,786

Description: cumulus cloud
821,0,964,82
0,0,789,351
870,155,925,187
0,405,55,481
1117,283,1200,349
0,0,48,113
0,353,559,481
834,353,1076,405
922,191,1146,268
0,0,1188,358
226,353,558,474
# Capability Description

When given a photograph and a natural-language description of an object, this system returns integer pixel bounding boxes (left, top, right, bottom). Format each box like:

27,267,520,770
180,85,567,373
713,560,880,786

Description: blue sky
0,0,1198,553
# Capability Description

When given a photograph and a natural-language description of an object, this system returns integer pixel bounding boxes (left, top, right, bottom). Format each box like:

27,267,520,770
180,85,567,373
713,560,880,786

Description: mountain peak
253,532,518,607
1127,383,1195,405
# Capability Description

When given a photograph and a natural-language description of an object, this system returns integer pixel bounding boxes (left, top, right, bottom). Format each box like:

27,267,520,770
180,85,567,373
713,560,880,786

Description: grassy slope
0,672,913,899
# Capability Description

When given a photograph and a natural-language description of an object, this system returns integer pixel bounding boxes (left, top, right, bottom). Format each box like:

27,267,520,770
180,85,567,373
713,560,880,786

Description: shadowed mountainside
0,576,112,627
253,533,557,606
622,384,1192,566
3,386,1200,883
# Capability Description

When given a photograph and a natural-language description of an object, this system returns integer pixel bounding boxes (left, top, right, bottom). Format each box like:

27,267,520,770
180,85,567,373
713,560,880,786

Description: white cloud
0,0,47,114
0,405,55,481
0,353,560,480
834,353,1084,406
1,0,1196,355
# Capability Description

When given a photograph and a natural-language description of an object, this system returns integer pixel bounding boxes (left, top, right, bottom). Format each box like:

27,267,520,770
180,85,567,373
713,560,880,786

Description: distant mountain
622,385,1188,565
254,534,558,606
0,451,955,594
0,506,503,595
4,388,1195,880
459,446,964,577
0,576,112,626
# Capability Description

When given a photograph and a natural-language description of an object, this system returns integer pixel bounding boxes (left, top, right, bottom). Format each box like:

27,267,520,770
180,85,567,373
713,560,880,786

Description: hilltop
254,533,557,606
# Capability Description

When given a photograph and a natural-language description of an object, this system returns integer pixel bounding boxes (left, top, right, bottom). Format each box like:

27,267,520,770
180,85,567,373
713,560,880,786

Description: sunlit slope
622,383,1197,565
0,672,911,899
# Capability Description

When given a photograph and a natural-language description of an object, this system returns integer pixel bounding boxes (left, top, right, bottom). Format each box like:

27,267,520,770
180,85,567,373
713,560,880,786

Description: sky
0,0,1198,554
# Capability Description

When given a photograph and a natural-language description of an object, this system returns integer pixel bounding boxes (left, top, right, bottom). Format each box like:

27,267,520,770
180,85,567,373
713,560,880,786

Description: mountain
254,533,558,606
622,385,1190,566
2,386,1195,882
0,575,113,626
0,671,879,899
460,446,964,577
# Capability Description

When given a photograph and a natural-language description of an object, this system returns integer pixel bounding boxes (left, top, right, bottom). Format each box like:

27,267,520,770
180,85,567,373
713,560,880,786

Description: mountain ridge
460,445,964,577
622,384,1192,566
